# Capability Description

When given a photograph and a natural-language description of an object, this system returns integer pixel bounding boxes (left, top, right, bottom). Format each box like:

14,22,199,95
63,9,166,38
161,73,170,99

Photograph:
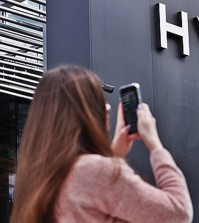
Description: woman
10,65,193,223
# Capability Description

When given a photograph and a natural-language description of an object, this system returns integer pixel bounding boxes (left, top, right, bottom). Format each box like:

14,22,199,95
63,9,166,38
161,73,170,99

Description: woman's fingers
112,113,135,157
136,103,163,151
128,133,141,140
138,103,152,116
117,102,125,125
115,102,125,134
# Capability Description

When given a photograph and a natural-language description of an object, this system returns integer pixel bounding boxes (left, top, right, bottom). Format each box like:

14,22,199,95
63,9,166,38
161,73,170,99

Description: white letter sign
158,3,190,56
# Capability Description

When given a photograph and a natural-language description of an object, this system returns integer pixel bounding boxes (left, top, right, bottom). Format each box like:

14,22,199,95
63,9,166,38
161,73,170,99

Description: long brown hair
10,65,114,223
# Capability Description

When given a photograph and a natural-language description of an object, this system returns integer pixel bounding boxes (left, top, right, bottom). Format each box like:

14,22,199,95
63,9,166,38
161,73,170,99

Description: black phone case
119,83,142,134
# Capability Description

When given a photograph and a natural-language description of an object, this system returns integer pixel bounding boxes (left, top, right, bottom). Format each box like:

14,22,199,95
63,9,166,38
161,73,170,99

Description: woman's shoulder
61,155,118,192
72,154,134,184
75,154,116,174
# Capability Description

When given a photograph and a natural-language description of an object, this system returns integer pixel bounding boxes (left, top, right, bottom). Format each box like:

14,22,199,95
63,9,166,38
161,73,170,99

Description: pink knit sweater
55,149,193,223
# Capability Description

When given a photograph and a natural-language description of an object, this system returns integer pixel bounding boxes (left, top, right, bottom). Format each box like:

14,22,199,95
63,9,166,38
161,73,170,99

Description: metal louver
0,0,46,100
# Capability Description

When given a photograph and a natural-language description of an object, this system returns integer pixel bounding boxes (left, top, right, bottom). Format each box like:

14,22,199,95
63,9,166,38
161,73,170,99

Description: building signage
157,3,199,56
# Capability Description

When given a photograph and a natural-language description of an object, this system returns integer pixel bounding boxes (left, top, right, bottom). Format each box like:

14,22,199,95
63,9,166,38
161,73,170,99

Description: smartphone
119,83,142,134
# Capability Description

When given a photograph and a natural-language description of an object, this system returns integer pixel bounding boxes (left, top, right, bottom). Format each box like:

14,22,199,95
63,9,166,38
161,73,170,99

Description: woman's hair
10,65,114,223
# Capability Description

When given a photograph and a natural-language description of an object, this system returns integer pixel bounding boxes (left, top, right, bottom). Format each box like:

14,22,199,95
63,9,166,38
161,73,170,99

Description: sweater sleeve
98,149,193,223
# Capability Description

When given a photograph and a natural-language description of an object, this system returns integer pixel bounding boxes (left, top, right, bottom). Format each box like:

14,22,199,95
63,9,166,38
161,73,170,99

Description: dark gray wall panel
90,0,155,182
150,1,199,221
90,0,199,221
46,0,90,69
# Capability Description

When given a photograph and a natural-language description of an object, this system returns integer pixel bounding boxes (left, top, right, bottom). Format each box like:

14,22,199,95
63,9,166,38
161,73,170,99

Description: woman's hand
112,103,139,157
137,103,163,151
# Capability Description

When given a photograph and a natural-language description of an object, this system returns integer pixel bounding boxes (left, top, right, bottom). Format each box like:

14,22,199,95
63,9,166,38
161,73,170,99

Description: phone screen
120,86,139,134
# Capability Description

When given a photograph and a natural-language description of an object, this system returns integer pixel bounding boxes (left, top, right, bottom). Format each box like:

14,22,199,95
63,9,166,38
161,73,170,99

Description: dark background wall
46,0,90,69
47,0,199,222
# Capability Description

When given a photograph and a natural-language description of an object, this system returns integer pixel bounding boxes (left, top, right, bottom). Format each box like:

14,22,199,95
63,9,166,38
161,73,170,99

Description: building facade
0,0,46,222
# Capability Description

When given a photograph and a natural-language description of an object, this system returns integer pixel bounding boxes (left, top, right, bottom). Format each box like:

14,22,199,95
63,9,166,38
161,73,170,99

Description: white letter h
158,3,190,56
